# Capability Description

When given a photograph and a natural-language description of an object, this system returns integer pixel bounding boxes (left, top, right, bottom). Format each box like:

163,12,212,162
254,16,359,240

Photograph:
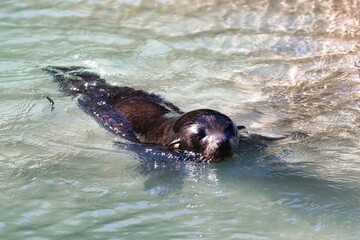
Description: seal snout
200,132,235,162
217,138,232,152
207,137,234,162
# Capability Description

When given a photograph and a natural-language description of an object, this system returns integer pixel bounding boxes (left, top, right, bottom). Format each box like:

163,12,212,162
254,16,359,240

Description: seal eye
192,128,206,144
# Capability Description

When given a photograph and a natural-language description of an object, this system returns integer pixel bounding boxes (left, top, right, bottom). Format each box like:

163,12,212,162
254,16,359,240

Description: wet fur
45,66,241,162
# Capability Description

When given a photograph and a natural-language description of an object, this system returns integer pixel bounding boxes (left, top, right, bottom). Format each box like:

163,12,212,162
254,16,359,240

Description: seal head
167,109,239,162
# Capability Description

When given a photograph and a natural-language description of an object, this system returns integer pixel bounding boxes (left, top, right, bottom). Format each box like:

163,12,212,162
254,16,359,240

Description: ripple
1,0,360,239
94,209,196,232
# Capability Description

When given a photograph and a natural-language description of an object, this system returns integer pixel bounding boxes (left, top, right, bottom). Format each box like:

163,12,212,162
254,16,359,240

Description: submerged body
45,66,240,162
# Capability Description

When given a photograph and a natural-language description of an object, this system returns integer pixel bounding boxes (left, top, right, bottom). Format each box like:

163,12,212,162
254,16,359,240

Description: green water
1,0,360,239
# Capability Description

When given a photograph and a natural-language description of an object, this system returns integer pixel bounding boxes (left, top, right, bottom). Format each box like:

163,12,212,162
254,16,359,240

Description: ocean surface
1,0,360,239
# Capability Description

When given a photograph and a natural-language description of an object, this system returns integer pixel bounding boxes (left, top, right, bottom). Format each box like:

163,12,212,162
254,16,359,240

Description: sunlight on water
1,0,360,239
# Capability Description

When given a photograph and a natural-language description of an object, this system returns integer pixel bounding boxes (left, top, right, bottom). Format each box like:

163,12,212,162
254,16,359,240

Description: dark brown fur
45,66,240,162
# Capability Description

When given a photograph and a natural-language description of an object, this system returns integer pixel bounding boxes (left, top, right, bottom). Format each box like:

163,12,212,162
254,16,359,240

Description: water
1,0,360,239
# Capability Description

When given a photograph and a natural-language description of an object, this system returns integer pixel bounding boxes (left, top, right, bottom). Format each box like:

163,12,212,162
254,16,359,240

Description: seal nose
217,139,231,151
213,139,233,160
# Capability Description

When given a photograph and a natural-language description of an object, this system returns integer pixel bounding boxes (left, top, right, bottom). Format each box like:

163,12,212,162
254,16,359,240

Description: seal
45,66,242,162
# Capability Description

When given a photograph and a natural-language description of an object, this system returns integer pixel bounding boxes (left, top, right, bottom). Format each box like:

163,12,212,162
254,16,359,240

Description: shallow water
1,0,360,239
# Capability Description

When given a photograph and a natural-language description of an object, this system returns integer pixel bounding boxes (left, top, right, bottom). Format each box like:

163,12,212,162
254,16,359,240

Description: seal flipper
45,66,139,142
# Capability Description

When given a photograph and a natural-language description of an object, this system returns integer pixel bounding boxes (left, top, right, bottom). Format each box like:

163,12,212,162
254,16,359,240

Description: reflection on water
1,0,360,239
